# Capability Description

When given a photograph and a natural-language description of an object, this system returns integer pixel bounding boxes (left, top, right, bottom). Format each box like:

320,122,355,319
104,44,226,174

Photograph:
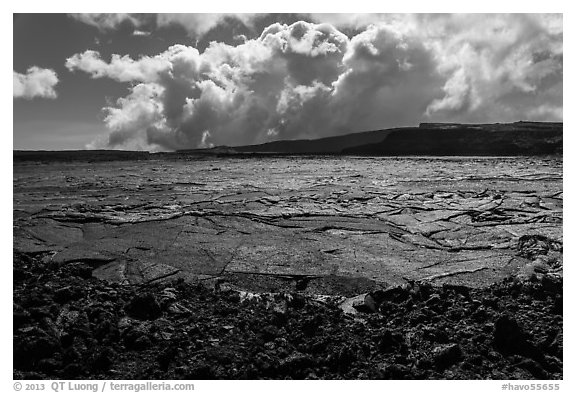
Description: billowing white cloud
65,49,174,82
419,14,563,122
90,83,167,150
14,66,59,99
311,13,563,123
67,15,562,151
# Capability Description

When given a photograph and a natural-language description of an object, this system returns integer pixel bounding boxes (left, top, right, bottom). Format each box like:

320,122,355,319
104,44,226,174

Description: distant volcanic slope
344,122,563,156
180,122,562,156
178,128,394,155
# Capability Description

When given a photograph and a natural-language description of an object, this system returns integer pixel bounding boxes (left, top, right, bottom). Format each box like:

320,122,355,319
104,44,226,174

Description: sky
13,13,563,151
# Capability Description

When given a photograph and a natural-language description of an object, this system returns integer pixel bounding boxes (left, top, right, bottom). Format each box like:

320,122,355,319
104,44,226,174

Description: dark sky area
13,13,563,151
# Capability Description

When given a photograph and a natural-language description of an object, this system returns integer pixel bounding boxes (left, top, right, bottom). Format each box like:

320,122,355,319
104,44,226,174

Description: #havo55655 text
502,383,560,391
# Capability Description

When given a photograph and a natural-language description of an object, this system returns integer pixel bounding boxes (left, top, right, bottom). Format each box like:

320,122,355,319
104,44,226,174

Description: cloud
310,13,563,123
67,15,562,151
70,13,259,37
91,83,166,150
69,13,144,31
419,14,563,122
328,24,444,131
308,13,414,32
156,13,258,36
65,49,174,82
133,30,151,37
14,66,59,99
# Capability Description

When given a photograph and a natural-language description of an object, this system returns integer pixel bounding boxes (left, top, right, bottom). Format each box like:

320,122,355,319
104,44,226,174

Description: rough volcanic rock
124,293,162,321
13,251,563,380
493,315,539,359
433,343,463,370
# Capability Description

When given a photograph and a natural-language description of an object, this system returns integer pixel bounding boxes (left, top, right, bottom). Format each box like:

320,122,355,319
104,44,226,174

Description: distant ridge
418,121,562,130
180,121,563,156
344,122,562,156
14,122,563,162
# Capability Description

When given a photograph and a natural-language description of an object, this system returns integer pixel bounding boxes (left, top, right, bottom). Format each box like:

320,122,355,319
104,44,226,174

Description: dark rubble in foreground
14,249,562,380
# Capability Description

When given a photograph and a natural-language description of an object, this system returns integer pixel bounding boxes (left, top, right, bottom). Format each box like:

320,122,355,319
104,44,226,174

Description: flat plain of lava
13,154,562,379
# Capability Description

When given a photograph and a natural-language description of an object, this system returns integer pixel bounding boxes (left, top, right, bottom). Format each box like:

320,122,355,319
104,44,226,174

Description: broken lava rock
124,293,162,320
493,314,539,359
433,343,463,370
352,293,378,313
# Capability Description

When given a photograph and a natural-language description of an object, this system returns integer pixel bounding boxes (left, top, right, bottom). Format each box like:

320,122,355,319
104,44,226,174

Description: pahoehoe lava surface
13,154,562,379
